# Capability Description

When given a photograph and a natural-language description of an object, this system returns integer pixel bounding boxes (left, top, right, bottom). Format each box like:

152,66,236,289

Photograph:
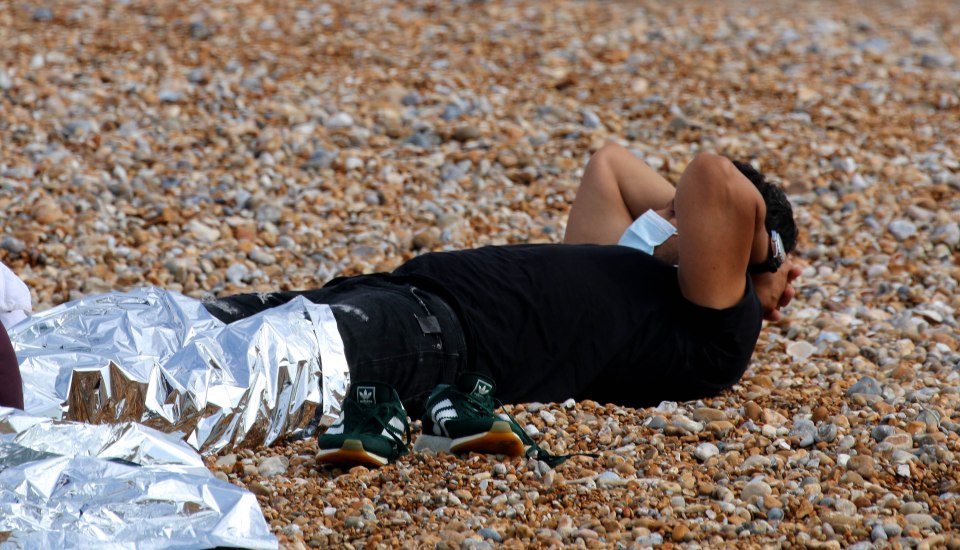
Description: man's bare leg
565,143,676,244
674,153,770,309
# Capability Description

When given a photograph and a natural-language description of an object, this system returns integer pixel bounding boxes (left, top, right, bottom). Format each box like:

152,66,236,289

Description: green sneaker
414,372,526,457
316,381,410,468
414,372,588,467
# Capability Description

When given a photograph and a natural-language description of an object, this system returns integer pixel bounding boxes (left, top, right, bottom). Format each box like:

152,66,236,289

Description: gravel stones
693,442,719,462
6,0,960,547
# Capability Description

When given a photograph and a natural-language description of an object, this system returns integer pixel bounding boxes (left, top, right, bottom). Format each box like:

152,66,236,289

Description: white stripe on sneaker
381,416,406,437
429,398,459,436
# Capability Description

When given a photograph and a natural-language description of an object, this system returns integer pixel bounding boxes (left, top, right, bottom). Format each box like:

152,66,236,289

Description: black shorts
205,276,468,418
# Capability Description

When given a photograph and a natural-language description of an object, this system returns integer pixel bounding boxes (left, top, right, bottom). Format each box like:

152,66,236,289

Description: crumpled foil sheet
10,287,350,455
0,407,277,549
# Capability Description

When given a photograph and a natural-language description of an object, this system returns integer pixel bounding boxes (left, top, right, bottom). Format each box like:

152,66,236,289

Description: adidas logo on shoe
471,379,493,396
357,386,376,405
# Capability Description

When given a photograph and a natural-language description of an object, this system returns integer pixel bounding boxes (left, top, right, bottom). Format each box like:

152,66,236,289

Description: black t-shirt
393,244,763,407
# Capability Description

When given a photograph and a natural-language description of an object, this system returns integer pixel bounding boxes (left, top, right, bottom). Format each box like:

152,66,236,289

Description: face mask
618,209,677,255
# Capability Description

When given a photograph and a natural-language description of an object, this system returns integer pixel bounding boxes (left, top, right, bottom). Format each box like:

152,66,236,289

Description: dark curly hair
732,160,798,254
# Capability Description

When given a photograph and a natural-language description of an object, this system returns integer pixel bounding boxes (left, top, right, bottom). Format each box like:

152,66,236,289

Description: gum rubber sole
316,439,389,468
414,421,525,457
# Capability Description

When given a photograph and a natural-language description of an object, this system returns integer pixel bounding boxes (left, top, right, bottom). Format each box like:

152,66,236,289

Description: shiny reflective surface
3,287,354,548
0,408,277,548
11,287,350,454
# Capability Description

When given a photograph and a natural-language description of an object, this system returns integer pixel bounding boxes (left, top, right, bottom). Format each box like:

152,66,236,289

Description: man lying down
6,147,799,468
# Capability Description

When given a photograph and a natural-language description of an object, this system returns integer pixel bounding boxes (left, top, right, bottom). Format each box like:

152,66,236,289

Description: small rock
326,112,354,129
883,433,913,450
248,481,272,497
848,377,882,396
412,228,440,250
158,89,183,103
900,502,925,515
822,512,858,534
706,420,735,436
816,423,838,443
916,409,941,430
871,425,896,442
344,516,364,529
187,220,222,243
741,479,772,504
1,236,25,254
215,454,237,470
189,21,212,40
846,455,877,478
932,223,960,246
32,7,54,22
669,416,703,434
249,248,276,265
452,125,481,142
692,407,727,422
888,219,918,241
31,199,64,224
644,415,667,430
694,442,719,462
790,419,817,447
345,157,364,171
920,53,955,69
883,523,902,537
787,341,816,360
581,109,602,129
225,263,250,284
635,534,664,546
441,103,464,120
597,471,624,488
905,513,940,531
477,528,502,543
301,148,337,170
258,456,289,477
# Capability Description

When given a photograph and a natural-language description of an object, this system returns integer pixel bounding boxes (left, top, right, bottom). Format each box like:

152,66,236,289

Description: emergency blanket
0,408,277,549
2,287,353,548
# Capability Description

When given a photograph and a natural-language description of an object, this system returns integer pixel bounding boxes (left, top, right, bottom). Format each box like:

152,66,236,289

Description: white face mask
618,209,678,255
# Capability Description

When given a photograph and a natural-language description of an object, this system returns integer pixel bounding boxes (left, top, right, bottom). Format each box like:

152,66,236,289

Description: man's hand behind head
751,260,802,322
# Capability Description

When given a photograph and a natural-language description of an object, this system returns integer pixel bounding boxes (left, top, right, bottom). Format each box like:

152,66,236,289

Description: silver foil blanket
0,408,277,549
10,287,350,455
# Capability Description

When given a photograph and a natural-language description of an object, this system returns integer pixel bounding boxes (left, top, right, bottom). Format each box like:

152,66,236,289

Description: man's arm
565,143,675,244
674,153,769,309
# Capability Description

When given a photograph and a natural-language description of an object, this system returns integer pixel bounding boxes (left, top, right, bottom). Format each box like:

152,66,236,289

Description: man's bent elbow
686,153,740,186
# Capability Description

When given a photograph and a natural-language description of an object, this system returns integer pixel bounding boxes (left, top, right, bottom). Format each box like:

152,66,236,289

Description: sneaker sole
316,439,389,468
414,420,525,457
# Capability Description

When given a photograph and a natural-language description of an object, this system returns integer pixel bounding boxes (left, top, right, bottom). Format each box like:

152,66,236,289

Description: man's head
732,160,798,254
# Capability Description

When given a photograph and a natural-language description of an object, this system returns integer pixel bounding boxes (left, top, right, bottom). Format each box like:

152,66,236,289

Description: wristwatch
748,230,785,274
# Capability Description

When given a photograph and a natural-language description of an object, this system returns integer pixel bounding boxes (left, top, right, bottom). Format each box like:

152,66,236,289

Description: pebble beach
2,0,960,547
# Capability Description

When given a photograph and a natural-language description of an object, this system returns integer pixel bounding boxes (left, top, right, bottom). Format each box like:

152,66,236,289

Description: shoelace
461,390,597,468
345,399,411,457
